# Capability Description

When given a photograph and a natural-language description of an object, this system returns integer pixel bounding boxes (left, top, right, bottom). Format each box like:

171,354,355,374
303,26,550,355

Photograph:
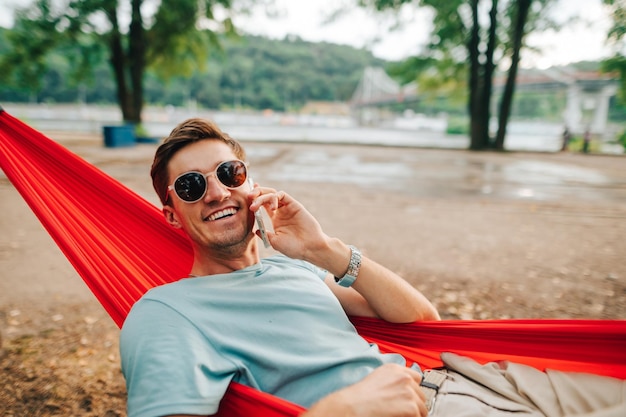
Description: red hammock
1,109,624,417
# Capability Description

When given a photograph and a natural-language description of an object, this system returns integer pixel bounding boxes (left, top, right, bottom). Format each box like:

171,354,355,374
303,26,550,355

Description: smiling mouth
205,208,238,222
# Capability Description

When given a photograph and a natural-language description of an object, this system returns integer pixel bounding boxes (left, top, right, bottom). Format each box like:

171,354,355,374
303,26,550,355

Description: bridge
350,66,620,135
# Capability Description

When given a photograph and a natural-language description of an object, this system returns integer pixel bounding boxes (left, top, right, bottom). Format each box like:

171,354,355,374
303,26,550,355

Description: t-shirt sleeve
120,298,234,417
293,258,330,281
270,255,329,281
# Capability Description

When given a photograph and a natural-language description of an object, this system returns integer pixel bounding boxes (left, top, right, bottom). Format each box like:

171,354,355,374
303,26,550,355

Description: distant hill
2,27,621,122
0,29,387,111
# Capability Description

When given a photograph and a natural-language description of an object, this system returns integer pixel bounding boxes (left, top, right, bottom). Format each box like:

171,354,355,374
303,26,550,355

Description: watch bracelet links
334,245,361,287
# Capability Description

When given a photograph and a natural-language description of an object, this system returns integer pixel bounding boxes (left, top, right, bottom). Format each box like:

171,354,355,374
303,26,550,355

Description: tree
602,0,626,105
0,0,245,123
601,0,626,150
358,0,556,150
493,0,531,149
0,2,65,102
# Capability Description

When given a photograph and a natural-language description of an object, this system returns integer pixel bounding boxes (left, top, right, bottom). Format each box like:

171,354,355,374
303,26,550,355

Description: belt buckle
420,369,447,413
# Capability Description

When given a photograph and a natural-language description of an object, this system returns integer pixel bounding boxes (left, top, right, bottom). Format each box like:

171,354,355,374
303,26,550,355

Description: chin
209,229,254,250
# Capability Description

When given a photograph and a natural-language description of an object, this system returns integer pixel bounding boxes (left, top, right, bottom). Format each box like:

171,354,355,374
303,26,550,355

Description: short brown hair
151,118,247,205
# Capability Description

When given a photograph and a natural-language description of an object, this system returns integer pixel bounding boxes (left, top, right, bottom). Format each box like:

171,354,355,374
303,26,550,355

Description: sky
0,0,615,69
234,0,615,69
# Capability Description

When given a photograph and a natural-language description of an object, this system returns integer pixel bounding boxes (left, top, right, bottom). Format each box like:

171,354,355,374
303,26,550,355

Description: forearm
299,363,428,417
254,189,439,322
351,256,440,322
300,390,354,417
307,238,440,323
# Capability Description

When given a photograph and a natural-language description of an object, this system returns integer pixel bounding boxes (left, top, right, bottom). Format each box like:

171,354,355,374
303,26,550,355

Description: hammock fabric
0,108,625,417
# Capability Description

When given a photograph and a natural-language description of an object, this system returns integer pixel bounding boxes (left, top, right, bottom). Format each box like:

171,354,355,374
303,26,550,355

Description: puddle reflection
255,147,620,203
268,152,411,188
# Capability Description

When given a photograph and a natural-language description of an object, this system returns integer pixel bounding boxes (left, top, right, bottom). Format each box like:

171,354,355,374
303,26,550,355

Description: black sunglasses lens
217,161,247,188
174,172,206,202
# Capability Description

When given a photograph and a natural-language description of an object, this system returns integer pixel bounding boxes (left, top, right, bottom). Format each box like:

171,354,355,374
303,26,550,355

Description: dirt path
1,131,625,416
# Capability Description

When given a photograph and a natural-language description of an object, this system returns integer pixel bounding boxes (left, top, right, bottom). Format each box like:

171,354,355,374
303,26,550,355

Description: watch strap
334,245,361,287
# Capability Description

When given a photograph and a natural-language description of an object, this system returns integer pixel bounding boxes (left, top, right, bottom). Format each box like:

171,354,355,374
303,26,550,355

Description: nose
202,173,230,202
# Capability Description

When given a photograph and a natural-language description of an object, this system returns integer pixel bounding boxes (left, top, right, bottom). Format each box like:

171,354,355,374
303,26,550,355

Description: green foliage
0,0,240,122
565,135,601,153
134,123,150,138
618,129,626,151
0,27,384,111
507,89,567,121
0,1,64,94
146,0,233,79
602,55,626,105
446,116,469,135
160,35,385,110
602,0,626,106
603,0,626,42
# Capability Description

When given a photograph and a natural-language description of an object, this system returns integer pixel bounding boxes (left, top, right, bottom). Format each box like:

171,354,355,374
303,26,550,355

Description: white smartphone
248,177,272,248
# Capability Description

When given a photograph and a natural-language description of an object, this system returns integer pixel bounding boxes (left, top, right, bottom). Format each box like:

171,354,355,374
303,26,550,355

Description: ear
163,205,182,229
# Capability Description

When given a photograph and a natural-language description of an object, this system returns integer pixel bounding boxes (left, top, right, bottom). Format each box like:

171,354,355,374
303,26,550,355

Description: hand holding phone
248,178,272,248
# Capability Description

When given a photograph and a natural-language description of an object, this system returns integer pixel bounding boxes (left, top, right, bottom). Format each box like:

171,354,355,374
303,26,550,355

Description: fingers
408,369,429,417
408,368,426,401
394,365,429,416
407,369,429,417
407,368,426,402
354,364,431,417
249,187,287,211
417,398,429,417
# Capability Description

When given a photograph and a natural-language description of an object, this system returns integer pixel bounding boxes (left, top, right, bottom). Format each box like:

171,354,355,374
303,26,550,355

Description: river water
3,103,624,154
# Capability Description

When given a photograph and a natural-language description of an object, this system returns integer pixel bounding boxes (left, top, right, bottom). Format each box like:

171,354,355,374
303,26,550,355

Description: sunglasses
167,159,248,203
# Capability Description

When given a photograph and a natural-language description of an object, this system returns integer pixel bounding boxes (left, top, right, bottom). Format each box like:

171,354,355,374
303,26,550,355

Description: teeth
207,208,237,221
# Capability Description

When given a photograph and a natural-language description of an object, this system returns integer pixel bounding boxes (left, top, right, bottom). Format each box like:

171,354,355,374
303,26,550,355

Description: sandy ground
1,130,625,416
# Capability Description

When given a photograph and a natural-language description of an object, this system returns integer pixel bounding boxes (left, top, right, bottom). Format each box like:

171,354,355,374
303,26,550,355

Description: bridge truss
350,66,619,136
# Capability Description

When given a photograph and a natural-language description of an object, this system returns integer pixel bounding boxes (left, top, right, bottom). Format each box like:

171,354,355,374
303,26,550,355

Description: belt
420,369,447,412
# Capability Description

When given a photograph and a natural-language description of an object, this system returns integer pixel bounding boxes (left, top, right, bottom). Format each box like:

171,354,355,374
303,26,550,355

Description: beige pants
431,352,626,417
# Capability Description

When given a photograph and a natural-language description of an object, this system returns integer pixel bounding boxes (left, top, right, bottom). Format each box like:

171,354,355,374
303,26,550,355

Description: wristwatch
334,245,362,287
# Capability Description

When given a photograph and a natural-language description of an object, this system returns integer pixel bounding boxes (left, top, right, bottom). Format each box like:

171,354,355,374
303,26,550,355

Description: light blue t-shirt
120,255,405,417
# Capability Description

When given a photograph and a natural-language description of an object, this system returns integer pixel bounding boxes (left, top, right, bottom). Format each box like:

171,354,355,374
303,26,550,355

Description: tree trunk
104,1,145,124
127,0,145,124
468,0,486,150
480,0,498,149
495,0,531,150
105,6,132,123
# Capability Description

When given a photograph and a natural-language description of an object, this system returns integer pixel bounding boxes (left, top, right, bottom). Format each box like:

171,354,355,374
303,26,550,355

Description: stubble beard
205,222,254,256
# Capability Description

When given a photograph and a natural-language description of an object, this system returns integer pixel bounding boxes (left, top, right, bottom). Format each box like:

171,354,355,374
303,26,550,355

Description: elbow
418,301,441,321
409,304,441,323
423,307,441,321
382,305,441,324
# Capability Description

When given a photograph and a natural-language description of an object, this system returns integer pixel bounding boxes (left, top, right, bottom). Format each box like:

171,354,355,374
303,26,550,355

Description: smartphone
248,177,272,248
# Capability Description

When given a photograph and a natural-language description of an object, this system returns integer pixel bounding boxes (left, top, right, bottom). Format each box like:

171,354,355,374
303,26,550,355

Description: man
121,118,625,417
582,128,592,153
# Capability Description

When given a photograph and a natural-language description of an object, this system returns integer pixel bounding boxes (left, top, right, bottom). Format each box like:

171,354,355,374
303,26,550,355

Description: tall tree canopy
602,0,626,105
358,0,556,150
0,0,248,123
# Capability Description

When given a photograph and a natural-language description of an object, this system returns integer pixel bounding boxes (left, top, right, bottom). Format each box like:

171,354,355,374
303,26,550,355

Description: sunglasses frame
167,159,248,203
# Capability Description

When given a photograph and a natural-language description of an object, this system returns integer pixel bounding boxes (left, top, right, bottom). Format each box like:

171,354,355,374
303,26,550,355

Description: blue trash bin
103,125,136,148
